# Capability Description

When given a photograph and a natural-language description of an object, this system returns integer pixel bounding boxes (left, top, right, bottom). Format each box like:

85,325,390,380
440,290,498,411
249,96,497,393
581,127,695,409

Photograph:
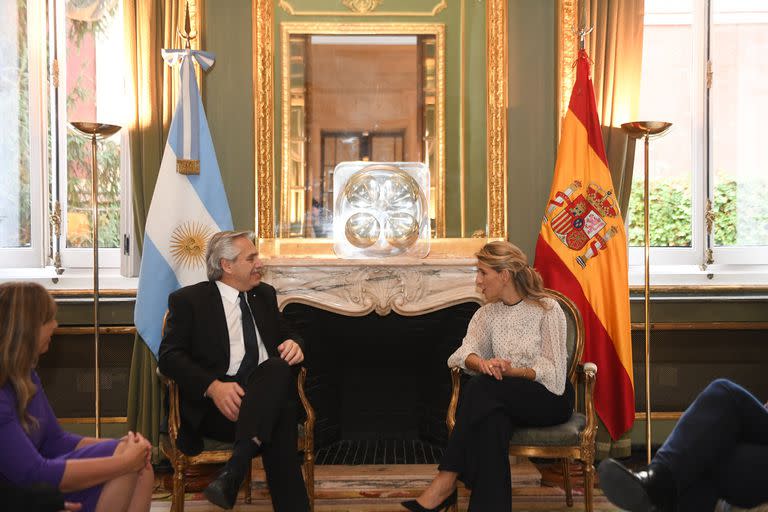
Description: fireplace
263,258,482,464
285,302,478,462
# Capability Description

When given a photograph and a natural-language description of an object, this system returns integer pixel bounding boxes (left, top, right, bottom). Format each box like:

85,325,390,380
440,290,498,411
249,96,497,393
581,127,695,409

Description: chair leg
244,463,253,504
304,450,315,512
562,458,574,507
172,457,187,512
582,461,595,512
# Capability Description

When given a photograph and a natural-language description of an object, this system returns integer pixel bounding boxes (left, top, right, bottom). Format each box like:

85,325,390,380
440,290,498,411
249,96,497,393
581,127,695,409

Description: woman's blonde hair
476,241,553,307
0,282,57,432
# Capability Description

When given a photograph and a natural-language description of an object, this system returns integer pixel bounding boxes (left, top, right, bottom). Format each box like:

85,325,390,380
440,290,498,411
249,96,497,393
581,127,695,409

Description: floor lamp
69,122,121,438
621,121,672,464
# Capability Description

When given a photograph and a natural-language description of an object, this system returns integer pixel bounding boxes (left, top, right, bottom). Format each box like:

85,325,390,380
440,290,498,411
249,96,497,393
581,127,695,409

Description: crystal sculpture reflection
333,162,430,258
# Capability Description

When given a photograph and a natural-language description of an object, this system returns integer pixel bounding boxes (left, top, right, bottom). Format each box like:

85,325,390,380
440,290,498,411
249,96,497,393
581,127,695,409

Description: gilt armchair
157,313,316,512
445,289,598,512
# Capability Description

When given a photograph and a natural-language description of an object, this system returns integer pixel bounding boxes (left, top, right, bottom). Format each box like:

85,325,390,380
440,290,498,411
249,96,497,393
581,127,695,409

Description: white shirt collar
215,280,242,304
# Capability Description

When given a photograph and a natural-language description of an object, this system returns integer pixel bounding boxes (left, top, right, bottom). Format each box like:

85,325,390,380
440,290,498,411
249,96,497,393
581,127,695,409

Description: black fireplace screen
283,302,478,464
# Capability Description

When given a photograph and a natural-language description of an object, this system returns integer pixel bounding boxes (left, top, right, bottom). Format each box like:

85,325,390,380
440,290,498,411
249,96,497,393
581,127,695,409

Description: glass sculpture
333,162,430,258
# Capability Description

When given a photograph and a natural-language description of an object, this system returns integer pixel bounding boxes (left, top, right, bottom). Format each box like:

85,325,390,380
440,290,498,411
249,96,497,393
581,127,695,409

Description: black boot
401,490,458,511
598,458,675,512
203,440,260,510
203,466,246,510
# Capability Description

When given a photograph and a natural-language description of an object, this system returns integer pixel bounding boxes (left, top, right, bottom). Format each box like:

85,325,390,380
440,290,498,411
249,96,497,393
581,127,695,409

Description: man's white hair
205,230,255,281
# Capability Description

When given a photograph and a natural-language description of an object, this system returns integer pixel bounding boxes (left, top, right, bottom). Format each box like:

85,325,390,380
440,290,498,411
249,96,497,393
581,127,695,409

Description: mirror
253,0,509,245
280,27,444,239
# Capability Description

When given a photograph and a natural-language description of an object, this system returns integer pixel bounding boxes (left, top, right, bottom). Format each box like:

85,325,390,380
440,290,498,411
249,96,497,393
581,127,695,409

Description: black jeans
200,357,309,512
439,375,574,512
653,379,768,512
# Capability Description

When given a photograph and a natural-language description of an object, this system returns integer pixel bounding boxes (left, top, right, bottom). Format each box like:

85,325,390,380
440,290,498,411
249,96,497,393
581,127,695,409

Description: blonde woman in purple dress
0,282,154,512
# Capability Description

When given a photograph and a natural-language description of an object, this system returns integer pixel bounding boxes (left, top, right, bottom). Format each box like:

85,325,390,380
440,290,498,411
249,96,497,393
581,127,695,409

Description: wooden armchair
158,314,316,512
445,289,598,512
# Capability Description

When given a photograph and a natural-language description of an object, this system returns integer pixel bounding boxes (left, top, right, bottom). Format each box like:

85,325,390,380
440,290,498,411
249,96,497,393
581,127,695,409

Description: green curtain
586,0,645,215
585,0,645,458
124,0,187,454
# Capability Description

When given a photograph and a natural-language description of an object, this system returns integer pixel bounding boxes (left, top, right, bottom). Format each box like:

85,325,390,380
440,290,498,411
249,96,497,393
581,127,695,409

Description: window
1,0,45,265
0,0,129,271
628,0,768,270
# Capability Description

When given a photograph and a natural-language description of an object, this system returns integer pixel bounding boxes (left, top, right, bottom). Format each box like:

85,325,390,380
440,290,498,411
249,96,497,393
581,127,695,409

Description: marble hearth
261,256,485,457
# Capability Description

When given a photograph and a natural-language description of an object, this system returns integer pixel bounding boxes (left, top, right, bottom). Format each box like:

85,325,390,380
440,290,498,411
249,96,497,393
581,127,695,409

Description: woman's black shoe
401,490,458,511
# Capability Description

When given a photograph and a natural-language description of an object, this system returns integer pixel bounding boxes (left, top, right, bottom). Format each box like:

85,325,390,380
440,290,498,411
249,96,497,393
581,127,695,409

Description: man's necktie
236,291,259,382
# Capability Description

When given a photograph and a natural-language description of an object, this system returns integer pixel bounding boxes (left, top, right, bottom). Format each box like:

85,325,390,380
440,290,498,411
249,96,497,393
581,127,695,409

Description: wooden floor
150,460,620,511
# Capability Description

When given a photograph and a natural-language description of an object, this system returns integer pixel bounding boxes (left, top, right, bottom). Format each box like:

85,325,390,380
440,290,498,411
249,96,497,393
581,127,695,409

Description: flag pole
577,0,593,51
621,121,672,464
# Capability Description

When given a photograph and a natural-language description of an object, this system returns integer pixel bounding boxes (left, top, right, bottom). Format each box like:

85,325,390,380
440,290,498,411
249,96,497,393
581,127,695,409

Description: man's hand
206,380,245,421
277,339,304,365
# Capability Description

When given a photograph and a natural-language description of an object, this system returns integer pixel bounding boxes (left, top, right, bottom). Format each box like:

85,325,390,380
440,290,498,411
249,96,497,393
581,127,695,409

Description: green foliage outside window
627,178,692,247
627,176,768,248
712,177,768,247
66,135,121,249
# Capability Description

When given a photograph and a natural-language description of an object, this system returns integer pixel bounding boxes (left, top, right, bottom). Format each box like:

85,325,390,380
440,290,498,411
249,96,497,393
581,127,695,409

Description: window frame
1,0,132,273
0,0,46,269
53,0,122,270
629,0,768,276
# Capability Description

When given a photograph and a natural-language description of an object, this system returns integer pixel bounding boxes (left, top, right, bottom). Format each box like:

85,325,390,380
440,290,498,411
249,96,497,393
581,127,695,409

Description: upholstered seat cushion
509,413,586,446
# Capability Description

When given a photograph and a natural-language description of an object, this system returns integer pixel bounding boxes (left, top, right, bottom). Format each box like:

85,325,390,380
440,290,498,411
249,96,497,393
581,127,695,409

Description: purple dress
0,371,119,511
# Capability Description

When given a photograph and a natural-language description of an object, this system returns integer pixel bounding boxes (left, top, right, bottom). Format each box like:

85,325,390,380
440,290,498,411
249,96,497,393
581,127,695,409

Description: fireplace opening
284,302,479,464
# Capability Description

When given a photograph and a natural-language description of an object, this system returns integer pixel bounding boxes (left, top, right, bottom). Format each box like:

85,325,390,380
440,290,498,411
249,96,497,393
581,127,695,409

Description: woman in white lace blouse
402,241,573,512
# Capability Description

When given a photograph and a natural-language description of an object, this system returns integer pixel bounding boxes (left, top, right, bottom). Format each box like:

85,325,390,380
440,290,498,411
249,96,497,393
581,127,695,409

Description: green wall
506,0,557,256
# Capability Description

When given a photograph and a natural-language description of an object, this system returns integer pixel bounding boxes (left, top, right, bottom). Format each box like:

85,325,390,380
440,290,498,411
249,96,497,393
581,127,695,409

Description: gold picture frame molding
254,0,508,243
278,0,447,17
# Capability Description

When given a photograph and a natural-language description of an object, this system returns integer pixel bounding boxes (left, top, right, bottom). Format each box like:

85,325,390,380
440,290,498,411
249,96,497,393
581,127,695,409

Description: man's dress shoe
401,490,458,512
203,467,245,510
598,458,674,512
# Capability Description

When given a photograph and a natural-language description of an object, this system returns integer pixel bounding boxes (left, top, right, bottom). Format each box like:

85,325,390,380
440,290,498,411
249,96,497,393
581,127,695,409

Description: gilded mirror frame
280,22,445,239
253,0,509,244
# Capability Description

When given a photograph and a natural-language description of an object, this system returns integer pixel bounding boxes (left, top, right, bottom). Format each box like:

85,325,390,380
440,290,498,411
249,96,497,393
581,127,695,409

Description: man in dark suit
598,379,768,512
158,230,309,511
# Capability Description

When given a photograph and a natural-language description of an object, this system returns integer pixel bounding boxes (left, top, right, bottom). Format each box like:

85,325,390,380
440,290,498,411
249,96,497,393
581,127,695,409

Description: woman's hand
480,358,512,380
133,432,152,472
119,431,151,473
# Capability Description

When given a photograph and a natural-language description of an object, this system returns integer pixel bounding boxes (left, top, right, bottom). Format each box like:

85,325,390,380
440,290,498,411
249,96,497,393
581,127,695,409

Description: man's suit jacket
158,280,304,454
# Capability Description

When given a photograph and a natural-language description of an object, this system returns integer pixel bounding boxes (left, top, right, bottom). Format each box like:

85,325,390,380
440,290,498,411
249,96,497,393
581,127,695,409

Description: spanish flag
534,50,634,439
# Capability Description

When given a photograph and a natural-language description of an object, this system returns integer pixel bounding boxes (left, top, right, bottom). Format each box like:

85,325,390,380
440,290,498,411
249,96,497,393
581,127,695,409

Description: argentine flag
134,49,233,356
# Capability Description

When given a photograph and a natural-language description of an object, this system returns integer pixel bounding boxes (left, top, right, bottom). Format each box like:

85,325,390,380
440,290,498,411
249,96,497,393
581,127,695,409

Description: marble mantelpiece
262,258,484,317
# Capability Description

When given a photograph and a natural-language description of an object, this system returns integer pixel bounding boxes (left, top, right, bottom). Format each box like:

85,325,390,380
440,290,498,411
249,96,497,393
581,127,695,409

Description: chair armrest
156,367,170,386
446,367,463,434
297,367,315,453
577,361,598,446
